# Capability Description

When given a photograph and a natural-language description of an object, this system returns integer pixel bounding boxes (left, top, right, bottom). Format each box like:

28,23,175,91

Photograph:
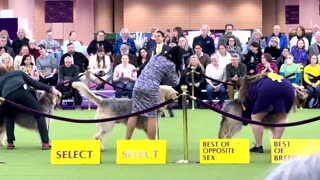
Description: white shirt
205,63,226,84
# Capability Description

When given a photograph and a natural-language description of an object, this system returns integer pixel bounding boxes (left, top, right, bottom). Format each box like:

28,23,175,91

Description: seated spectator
218,24,242,51
28,39,40,60
303,55,320,105
192,25,215,56
264,36,281,60
113,55,137,99
113,28,137,56
62,31,84,54
178,36,193,70
135,47,149,76
276,47,290,70
13,45,35,70
0,52,13,71
226,36,242,61
226,54,247,100
205,54,227,109
58,56,82,109
256,53,279,74
19,54,39,81
184,55,205,108
291,39,308,67
39,29,63,65
266,25,288,52
279,53,301,85
194,43,211,68
89,47,111,90
246,29,267,52
19,54,39,98
36,44,58,86
11,28,30,56
113,44,138,71
0,35,14,57
244,42,262,75
60,42,89,82
289,25,309,51
87,30,113,56
0,29,12,47
217,44,232,69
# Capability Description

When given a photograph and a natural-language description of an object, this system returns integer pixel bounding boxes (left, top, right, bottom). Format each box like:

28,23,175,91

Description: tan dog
72,82,178,150
0,91,61,147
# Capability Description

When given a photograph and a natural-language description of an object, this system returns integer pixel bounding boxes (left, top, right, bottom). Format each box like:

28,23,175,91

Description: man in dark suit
148,30,171,58
0,65,60,150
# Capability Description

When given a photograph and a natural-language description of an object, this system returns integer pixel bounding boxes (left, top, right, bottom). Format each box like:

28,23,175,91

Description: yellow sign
116,140,166,164
199,139,250,164
271,139,320,163
50,140,101,165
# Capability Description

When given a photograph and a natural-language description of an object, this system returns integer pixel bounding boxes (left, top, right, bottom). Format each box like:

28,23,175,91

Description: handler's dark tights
4,88,49,144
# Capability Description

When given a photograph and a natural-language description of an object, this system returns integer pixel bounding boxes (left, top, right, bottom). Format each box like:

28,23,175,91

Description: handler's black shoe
250,146,264,153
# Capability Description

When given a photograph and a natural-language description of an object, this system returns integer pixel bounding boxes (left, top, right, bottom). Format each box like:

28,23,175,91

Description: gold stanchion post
174,85,197,163
191,66,195,110
86,66,91,110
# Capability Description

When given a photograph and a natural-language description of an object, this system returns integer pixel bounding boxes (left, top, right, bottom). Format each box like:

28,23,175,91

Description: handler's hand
51,86,62,97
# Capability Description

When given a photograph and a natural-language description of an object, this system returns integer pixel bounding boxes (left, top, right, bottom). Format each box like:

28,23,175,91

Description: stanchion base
174,160,199,164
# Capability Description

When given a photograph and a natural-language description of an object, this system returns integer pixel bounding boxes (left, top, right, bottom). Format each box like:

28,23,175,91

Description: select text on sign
56,150,93,159
116,140,166,164
121,150,159,158
50,140,101,165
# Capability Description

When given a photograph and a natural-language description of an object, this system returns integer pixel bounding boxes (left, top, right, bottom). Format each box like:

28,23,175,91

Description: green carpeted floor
0,108,319,180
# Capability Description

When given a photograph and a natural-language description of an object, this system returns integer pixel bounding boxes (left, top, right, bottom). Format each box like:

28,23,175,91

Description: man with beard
60,43,89,82
218,24,242,51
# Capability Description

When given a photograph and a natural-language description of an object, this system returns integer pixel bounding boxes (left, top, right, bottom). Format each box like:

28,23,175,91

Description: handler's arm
22,71,52,92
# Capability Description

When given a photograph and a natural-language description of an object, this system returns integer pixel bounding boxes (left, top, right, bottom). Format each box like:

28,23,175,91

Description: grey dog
72,82,178,150
0,91,61,147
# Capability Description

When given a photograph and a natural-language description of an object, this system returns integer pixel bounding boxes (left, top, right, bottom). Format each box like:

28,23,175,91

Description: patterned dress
132,55,180,117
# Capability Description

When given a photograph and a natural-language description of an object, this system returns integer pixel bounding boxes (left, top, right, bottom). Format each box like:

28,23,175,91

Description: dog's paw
100,145,105,151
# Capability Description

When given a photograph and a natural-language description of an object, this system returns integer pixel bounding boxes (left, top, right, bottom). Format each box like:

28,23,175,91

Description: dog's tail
72,82,103,106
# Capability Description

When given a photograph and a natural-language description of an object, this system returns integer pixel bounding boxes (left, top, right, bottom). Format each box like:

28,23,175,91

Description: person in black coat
0,66,60,150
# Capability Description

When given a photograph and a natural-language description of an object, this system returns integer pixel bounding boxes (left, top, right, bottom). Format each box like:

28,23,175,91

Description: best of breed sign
200,139,250,164
116,140,166,164
271,139,320,163
51,140,101,164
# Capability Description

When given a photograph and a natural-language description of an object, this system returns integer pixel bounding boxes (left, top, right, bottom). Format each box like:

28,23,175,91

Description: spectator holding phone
89,47,111,90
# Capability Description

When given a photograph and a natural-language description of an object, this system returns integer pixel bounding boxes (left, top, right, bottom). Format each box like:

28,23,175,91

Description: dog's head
159,85,179,112
293,85,309,110
218,100,244,139
160,85,179,101
38,91,62,108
